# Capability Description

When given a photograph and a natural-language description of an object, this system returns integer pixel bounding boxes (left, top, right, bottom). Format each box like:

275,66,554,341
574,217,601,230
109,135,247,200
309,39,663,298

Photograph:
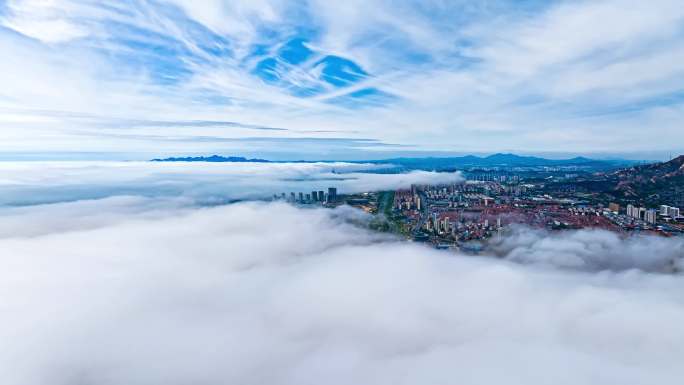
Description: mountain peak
668,154,684,165
486,153,519,158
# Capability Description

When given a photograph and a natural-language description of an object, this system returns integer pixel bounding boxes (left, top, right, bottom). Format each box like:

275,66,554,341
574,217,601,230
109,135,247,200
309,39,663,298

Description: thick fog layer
491,226,684,273
2,200,684,385
0,161,463,206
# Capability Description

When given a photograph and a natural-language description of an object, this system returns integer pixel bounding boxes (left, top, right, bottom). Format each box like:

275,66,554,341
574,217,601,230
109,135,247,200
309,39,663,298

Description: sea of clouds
0,161,463,206
1,162,684,385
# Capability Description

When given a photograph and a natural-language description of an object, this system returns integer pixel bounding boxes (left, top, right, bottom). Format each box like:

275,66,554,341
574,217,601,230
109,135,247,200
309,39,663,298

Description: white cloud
3,16,87,43
1,0,90,43
1,0,684,156
490,226,684,272
1,200,684,384
0,195,193,237
0,161,463,207
471,0,684,76
166,0,282,38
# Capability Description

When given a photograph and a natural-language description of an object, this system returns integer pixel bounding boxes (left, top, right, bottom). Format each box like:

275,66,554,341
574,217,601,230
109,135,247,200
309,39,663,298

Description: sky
1,0,684,160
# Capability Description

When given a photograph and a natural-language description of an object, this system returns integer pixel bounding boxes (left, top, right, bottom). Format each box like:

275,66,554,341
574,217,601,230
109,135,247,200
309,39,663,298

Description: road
377,191,395,218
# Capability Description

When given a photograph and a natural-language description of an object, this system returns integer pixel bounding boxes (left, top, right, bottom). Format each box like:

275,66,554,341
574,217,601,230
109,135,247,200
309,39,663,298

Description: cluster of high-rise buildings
394,190,421,211
464,172,522,183
625,204,681,225
274,187,338,204
423,211,502,239
660,205,681,219
626,205,658,224
394,184,492,213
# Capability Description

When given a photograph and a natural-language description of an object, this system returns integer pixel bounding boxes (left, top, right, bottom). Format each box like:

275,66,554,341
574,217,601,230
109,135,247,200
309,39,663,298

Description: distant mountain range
362,153,635,169
152,155,270,163
150,153,635,169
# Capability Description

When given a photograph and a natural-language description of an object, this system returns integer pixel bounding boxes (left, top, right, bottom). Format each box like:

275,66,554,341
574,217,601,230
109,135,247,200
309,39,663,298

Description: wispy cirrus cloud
1,0,683,158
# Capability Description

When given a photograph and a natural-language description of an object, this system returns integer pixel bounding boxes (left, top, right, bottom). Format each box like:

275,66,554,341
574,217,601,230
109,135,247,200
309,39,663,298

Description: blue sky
0,0,683,160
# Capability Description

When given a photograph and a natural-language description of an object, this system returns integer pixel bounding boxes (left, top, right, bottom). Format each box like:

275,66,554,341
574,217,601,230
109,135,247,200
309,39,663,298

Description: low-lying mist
1,197,684,385
0,161,463,206
490,225,684,273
